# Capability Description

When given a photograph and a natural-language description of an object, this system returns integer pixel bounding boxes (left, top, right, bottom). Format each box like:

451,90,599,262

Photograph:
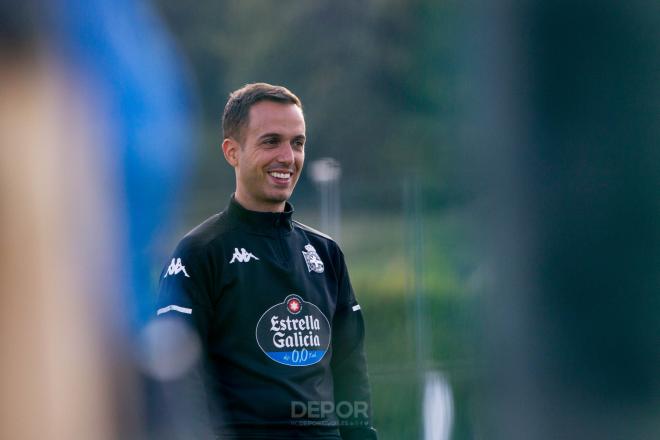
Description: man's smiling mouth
268,171,292,179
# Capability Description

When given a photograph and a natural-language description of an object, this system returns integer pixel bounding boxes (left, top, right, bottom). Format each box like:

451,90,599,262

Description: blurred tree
155,0,460,212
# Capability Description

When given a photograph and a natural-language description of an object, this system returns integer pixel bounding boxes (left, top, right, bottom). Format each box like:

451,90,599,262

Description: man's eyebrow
257,133,306,141
258,132,282,140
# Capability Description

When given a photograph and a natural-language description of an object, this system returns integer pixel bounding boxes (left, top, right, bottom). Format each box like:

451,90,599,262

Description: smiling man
223,98,306,212
156,83,378,440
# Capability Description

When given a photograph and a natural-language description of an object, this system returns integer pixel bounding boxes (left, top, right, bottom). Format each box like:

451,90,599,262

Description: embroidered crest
302,244,324,273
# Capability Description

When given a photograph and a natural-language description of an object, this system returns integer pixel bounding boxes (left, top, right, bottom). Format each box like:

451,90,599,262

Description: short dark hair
222,82,302,142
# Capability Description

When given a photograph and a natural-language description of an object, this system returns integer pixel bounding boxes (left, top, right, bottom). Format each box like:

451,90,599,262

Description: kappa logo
164,257,190,278
302,244,324,273
230,247,260,264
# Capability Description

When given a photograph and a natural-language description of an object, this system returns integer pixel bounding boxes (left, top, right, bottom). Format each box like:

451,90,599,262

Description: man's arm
153,242,215,439
331,250,378,440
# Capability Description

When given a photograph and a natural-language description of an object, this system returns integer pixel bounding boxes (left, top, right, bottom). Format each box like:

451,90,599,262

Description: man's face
225,100,306,212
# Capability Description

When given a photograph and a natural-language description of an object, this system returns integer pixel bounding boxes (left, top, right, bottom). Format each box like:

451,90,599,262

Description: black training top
156,195,377,440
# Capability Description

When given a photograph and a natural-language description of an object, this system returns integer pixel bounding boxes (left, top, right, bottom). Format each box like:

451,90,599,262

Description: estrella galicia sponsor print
256,294,331,367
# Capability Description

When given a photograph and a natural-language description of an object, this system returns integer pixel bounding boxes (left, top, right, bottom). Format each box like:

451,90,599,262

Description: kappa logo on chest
230,247,259,264
302,244,324,273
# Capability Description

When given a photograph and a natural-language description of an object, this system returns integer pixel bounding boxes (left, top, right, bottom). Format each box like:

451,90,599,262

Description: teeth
270,171,291,179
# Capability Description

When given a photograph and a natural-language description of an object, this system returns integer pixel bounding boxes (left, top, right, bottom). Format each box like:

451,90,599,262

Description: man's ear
222,138,239,167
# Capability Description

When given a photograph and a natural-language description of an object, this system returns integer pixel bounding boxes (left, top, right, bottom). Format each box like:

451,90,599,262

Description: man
156,83,378,439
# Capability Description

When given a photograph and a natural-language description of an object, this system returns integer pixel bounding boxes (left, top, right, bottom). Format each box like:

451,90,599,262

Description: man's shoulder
174,211,233,256
292,220,335,243
292,221,345,257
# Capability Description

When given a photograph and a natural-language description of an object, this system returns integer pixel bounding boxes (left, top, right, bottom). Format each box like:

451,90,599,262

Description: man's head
221,83,306,212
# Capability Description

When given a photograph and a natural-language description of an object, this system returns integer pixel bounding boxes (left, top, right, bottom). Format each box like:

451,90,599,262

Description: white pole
309,158,342,242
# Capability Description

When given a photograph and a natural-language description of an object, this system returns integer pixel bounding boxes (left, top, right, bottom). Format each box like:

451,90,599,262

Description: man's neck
234,191,286,213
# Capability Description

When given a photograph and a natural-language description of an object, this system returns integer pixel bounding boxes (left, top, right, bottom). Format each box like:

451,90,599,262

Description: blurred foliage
155,0,462,213
341,210,476,439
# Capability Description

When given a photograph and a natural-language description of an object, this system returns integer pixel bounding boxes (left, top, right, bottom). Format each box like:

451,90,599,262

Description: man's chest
208,232,338,366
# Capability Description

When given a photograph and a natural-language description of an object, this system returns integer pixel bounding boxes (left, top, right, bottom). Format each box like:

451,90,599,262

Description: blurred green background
152,1,473,438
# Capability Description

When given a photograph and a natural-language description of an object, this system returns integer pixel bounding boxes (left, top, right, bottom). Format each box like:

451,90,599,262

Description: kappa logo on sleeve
302,244,324,273
163,257,190,278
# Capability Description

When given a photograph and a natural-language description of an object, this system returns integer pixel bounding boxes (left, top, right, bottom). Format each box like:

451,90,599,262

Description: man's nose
276,143,295,165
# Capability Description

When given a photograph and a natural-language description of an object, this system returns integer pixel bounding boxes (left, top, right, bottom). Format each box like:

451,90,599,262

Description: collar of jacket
225,194,294,234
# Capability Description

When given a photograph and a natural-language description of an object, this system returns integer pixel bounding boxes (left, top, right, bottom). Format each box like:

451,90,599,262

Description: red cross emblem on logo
287,298,301,314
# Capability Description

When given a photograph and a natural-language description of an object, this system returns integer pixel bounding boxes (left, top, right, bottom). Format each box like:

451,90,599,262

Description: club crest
302,244,324,273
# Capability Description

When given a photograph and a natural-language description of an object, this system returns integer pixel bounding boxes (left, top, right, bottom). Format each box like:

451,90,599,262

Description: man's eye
264,138,278,145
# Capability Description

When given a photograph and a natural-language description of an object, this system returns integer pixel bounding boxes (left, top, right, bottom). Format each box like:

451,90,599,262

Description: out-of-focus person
0,1,195,438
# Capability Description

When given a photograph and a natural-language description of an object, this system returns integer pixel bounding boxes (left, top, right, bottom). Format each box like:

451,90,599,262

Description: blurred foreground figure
0,1,193,439
466,1,660,439
0,33,119,440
